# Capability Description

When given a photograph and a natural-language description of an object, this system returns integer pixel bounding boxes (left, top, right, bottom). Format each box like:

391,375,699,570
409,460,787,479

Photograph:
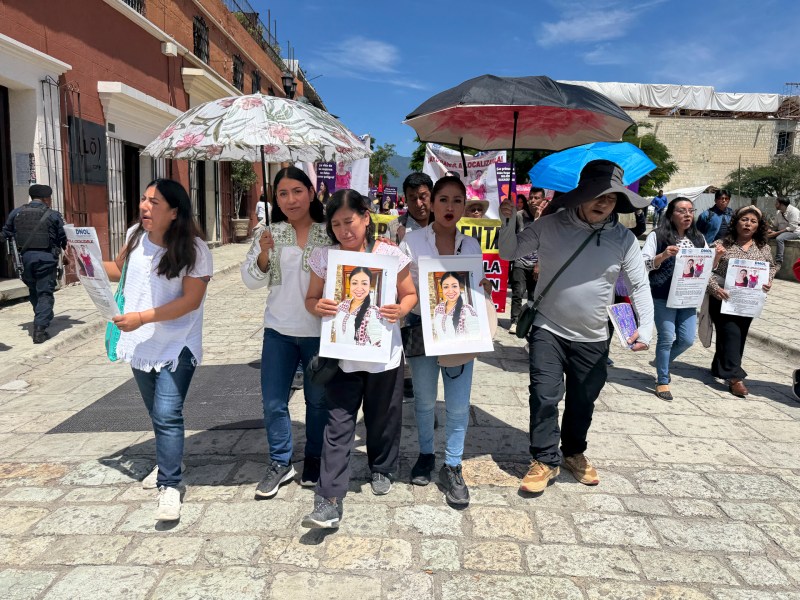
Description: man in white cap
499,160,653,494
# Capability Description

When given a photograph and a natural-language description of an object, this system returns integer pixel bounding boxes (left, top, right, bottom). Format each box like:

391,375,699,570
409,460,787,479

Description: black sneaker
370,472,392,495
439,464,469,506
403,377,414,399
410,453,435,486
301,494,343,529
300,456,321,487
254,461,295,499
32,326,49,344
793,369,800,402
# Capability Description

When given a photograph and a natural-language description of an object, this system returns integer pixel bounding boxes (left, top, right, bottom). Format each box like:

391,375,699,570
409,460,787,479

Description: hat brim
550,179,648,214
465,200,490,210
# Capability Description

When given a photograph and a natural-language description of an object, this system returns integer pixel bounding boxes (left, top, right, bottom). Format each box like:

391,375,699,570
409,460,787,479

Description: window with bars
122,0,145,15
777,131,795,155
252,71,261,94
193,16,209,64
233,55,244,91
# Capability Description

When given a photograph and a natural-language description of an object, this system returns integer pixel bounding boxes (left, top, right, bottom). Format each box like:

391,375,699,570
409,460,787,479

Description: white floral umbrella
142,94,369,163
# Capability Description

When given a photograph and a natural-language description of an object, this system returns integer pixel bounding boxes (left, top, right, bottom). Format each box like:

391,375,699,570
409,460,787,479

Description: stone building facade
626,108,800,191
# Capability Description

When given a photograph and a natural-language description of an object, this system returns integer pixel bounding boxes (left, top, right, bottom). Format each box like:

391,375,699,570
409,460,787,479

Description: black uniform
2,192,67,335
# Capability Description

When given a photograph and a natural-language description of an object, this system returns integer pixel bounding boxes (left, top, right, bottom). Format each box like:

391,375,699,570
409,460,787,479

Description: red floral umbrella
404,75,634,174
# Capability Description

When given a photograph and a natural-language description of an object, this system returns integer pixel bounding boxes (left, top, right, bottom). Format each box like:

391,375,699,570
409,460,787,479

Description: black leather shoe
410,453,435,486
439,464,469,506
32,327,49,344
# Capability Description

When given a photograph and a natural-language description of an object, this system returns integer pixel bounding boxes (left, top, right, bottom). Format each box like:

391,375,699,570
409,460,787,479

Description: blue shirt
696,205,733,244
650,195,668,212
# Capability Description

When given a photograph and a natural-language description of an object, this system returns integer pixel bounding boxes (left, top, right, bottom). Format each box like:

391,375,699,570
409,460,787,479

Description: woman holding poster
302,189,417,529
101,179,212,522
400,176,484,507
241,167,331,500
642,197,707,401
706,206,776,397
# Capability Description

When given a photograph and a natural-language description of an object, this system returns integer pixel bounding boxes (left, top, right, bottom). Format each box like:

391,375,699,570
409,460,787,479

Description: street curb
748,329,800,363
25,259,245,362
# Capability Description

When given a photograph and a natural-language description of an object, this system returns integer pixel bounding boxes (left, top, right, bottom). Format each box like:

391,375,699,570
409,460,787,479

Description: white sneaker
142,463,186,489
508,322,517,335
156,486,182,521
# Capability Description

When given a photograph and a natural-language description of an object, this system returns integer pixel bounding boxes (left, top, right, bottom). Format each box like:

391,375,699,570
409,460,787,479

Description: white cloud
539,1,665,47
319,36,400,74
582,44,630,66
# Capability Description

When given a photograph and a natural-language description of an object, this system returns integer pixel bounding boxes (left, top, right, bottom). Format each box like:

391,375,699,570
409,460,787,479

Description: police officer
2,184,67,343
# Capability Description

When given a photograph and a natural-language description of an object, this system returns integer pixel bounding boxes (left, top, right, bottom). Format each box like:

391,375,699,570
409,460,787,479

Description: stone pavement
0,247,799,600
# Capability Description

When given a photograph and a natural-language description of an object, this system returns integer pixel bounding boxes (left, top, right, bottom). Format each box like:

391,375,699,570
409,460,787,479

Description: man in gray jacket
499,160,653,495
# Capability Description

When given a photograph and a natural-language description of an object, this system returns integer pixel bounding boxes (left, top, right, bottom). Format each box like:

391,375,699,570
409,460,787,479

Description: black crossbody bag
515,229,599,339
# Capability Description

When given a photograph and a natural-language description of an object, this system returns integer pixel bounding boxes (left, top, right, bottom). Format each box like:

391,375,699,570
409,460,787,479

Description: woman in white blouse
301,189,417,529
334,267,383,346
102,179,212,522
240,167,331,500
400,175,487,508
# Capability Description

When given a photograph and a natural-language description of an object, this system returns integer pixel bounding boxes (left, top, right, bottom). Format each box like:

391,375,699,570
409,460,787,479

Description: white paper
666,247,715,309
319,249,398,363
418,256,494,357
721,258,769,318
64,226,120,321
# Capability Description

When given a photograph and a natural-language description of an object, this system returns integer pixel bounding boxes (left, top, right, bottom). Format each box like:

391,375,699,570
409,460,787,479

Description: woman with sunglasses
642,197,707,401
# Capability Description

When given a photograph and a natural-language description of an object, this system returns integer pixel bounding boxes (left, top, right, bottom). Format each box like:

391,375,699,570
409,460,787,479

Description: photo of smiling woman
334,266,383,346
432,271,479,341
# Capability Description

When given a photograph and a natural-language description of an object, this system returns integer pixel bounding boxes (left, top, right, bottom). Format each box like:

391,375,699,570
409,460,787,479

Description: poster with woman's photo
315,162,335,196
667,247,714,308
418,256,494,356
319,249,399,363
721,258,769,318
64,225,120,320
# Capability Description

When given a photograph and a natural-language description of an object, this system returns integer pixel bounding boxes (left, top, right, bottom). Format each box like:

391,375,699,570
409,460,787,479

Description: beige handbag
437,295,498,368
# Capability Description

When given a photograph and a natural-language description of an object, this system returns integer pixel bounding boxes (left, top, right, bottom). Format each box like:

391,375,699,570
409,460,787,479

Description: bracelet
137,312,143,325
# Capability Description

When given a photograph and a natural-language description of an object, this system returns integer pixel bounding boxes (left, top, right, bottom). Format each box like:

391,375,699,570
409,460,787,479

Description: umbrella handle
260,145,270,226
509,110,518,189
459,138,468,177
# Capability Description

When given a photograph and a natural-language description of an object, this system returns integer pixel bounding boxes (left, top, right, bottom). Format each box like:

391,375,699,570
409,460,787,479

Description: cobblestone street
1,245,799,600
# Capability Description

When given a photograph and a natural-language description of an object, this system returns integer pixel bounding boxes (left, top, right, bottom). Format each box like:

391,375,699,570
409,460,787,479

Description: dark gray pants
22,258,57,328
316,361,404,499
528,327,609,466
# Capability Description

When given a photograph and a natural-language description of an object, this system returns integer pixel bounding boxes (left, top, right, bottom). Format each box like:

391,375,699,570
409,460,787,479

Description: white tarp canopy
560,81,782,113
664,185,711,202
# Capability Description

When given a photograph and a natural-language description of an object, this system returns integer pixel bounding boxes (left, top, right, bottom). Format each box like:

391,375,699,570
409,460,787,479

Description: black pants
528,327,609,467
510,266,536,323
22,257,57,328
708,296,751,380
316,361,404,498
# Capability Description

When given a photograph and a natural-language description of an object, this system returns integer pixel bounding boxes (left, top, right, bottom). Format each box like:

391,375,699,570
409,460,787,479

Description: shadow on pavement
20,314,85,340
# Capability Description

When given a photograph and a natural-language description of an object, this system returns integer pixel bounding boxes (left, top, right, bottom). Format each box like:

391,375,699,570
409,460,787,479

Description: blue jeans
131,347,196,488
408,355,474,467
653,299,697,385
261,328,327,465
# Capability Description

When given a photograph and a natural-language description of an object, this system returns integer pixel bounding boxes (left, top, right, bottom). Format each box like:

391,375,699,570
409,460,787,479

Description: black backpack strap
530,229,598,311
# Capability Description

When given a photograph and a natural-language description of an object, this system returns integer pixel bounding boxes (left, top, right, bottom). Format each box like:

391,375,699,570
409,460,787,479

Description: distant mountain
386,155,412,191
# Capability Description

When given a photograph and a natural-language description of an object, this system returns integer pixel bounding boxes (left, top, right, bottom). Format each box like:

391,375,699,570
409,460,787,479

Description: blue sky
255,0,800,157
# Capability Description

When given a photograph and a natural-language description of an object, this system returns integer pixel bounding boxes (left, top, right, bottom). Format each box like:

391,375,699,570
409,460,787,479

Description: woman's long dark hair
349,266,372,341
440,271,464,331
722,206,769,248
123,178,203,279
271,166,325,223
325,189,375,243
655,197,704,248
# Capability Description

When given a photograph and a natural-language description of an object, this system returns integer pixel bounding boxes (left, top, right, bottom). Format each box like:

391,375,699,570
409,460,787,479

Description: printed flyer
666,247,714,308
721,258,769,318
64,225,120,320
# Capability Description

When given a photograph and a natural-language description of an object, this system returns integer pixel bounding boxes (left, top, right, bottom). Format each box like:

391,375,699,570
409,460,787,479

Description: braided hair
440,271,464,331
349,266,373,341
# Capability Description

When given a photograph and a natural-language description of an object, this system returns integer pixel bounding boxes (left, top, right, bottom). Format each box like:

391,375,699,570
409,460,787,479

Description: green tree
370,142,399,183
622,123,678,196
725,154,800,199
409,136,426,172
231,160,257,218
